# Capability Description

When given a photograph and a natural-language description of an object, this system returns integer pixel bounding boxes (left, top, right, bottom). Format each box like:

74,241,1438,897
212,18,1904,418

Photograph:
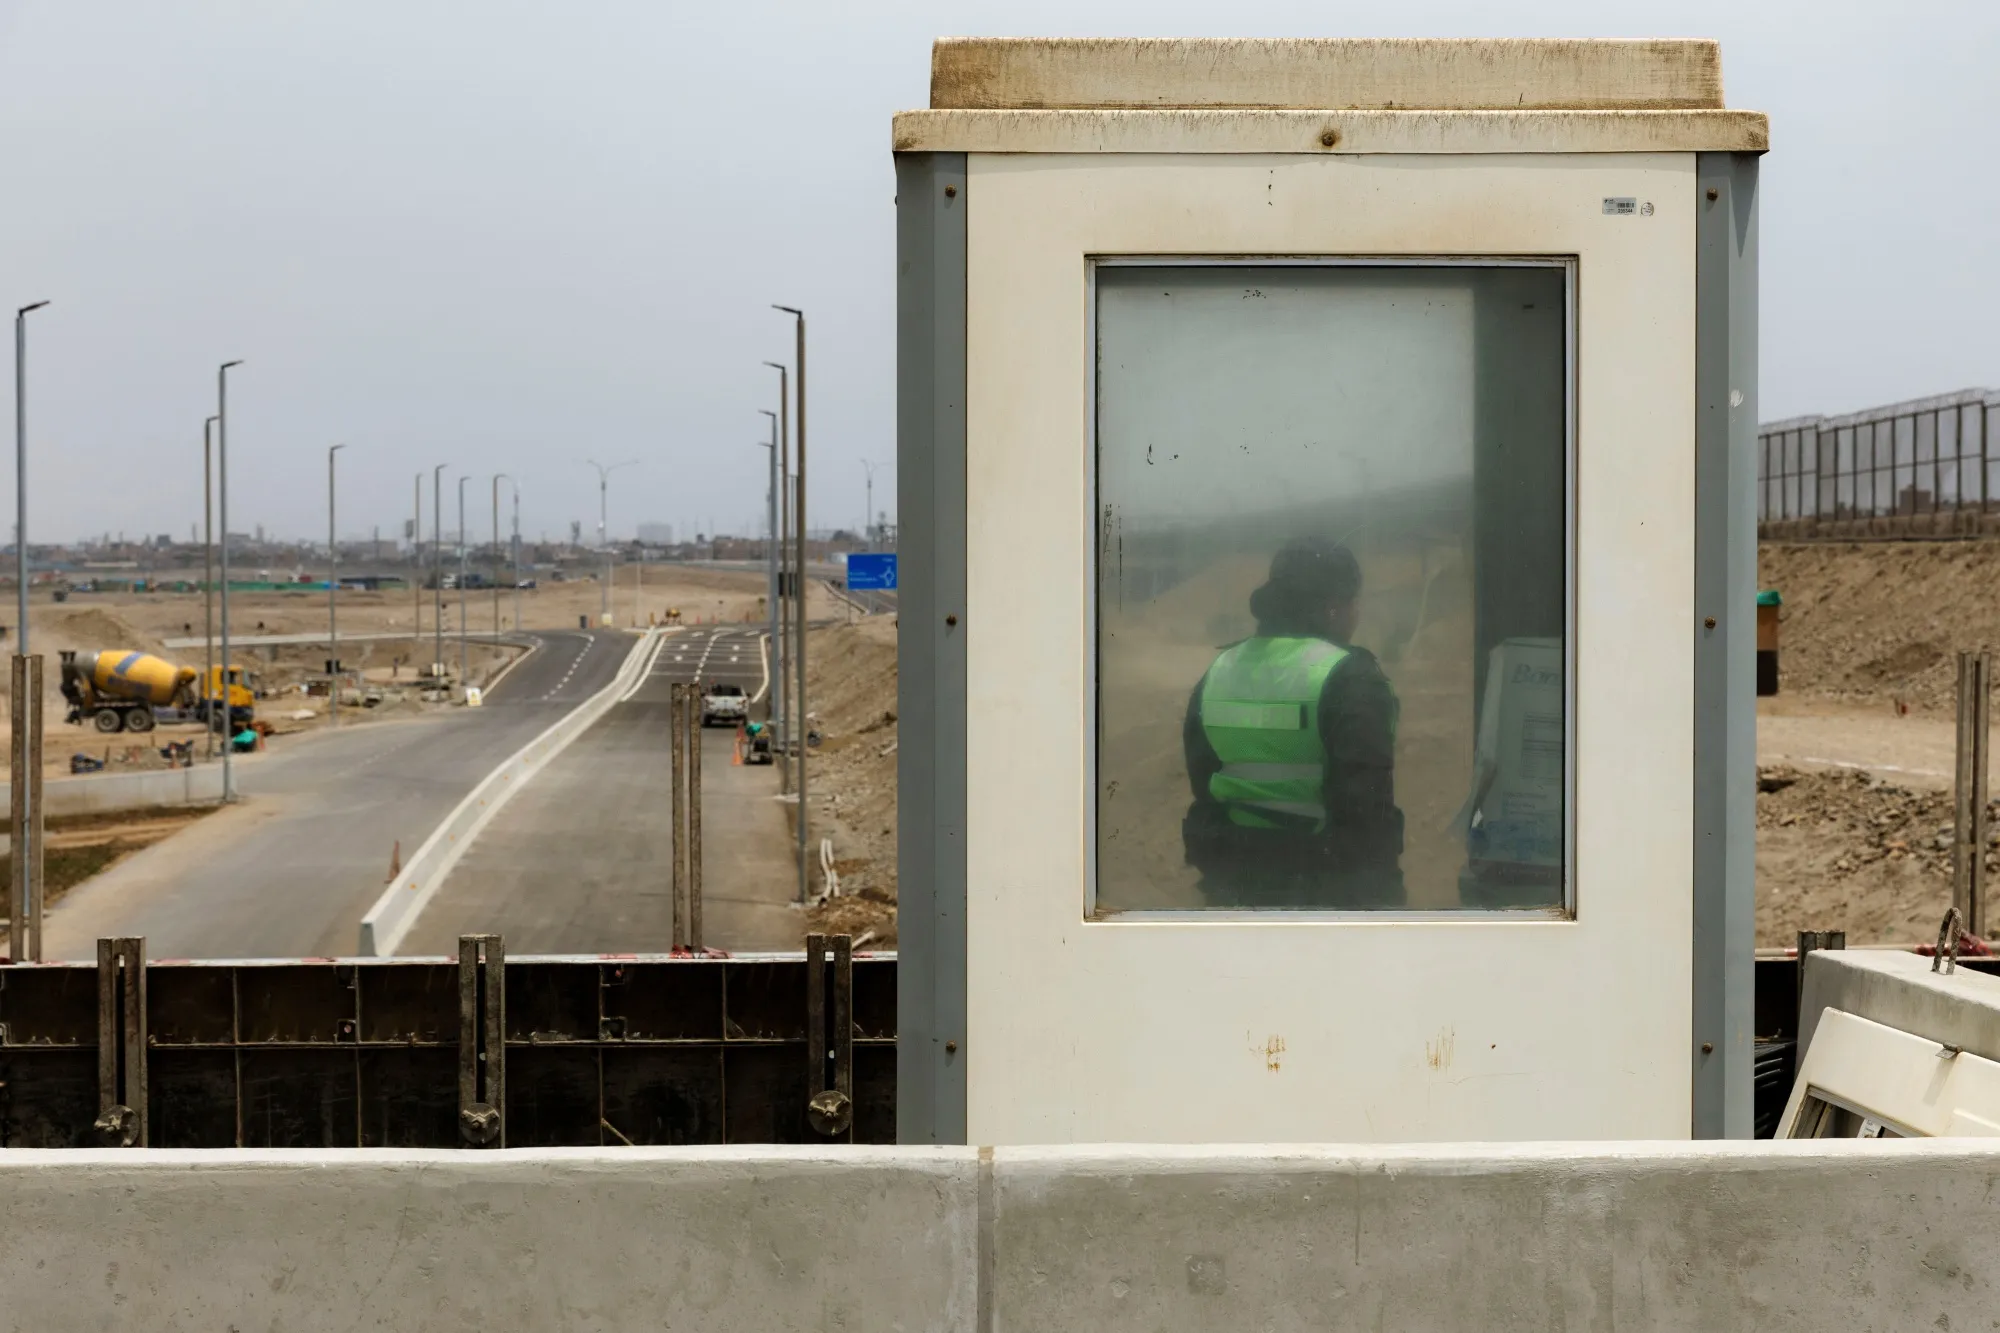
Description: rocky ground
1752,541,2000,944
1755,763,1980,946
796,615,898,948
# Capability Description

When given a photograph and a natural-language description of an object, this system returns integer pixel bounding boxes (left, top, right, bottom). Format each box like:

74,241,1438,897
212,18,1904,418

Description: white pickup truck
701,683,748,727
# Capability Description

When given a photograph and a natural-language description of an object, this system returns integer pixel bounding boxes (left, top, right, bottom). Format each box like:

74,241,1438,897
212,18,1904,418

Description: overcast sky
2,1,1993,546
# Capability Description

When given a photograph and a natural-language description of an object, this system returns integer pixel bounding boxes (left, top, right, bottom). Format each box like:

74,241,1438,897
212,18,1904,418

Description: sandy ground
1753,541,2000,946
798,614,900,946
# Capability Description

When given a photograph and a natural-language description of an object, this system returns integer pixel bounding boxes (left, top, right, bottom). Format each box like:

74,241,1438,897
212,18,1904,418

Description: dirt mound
40,606,171,659
800,617,898,945
1760,541,2000,712
1755,763,1989,946
6,606,173,723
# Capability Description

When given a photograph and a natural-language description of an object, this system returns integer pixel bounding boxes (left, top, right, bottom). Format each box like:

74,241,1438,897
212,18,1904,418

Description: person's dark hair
1248,538,1360,624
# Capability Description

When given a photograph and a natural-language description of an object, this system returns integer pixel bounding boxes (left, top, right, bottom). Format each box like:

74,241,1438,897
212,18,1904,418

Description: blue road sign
846,553,898,591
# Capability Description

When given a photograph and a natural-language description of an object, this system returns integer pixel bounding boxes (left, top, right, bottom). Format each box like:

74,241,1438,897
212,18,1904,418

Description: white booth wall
962,152,1698,1143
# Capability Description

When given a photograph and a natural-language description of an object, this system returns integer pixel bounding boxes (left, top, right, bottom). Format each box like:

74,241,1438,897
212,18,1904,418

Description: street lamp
203,415,219,761
412,473,423,655
217,360,244,803
457,474,470,690
860,459,887,551
491,473,509,641
754,417,780,733
762,360,790,779
15,300,48,654
584,458,637,623
772,304,806,904
510,476,523,631
327,444,347,727
431,463,447,680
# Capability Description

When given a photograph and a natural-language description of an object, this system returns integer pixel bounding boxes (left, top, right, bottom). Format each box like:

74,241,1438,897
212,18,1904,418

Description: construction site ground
1756,540,2000,947
797,614,900,948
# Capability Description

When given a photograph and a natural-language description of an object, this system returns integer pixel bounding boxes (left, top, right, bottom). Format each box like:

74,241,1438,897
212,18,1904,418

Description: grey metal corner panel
1693,153,1760,1138
895,151,969,1145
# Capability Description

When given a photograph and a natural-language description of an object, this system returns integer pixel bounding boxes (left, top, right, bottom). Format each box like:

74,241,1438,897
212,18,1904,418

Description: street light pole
217,360,244,803
511,478,522,630
761,360,790,776
412,473,422,654
756,410,780,736
15,301,48,655
491,474,509,643
773,305,807,904
584,459,637,625
203,416,219,760
328,444,346,726
457,475,469,690
432,463,447,679
861,459,877,551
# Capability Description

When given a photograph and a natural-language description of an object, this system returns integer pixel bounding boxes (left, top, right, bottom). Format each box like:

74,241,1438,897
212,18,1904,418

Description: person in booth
1181,537,1405,908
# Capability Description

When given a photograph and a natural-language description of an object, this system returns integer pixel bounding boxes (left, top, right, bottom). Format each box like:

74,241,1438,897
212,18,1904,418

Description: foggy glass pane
1094,263,1567,913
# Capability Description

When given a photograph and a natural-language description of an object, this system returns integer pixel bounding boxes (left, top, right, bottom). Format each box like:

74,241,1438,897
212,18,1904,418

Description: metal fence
1759,388,2000,539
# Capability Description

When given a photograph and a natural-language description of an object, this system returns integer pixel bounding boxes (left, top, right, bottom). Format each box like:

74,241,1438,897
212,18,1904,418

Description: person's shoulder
1335,643,1386,675
1328,644,1394,693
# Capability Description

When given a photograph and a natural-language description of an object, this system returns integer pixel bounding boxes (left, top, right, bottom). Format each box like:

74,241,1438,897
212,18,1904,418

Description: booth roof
895,38,1768,155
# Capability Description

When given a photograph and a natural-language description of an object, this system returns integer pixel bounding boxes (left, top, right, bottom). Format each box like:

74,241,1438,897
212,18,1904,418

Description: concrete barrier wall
2,1141,1997,1331
0,763,223,818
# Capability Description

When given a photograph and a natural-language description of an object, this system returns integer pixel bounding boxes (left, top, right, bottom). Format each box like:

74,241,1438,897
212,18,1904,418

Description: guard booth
895,38,1765,1145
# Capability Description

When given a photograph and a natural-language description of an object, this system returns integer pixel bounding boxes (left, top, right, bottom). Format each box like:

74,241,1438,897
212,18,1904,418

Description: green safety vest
1198,637,1348,832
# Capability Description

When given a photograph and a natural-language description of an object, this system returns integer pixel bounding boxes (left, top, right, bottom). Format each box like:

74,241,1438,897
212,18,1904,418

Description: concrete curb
356,630,659,956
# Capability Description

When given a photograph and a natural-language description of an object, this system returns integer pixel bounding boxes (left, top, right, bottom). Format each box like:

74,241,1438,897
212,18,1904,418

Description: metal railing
1759,388,2000,537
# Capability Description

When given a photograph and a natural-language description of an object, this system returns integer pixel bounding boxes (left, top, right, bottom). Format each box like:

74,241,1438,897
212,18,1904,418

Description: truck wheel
124,708,156,734
93,708,125,734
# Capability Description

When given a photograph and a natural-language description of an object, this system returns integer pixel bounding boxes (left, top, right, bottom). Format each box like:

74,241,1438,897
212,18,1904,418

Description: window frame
1084,254,1579,922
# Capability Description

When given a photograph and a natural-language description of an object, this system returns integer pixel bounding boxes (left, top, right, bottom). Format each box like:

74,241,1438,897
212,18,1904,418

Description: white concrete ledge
2,1141,1998,1330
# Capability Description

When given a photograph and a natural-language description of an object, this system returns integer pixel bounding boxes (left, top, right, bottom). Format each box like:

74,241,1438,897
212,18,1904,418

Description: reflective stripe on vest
1198,636,1348,832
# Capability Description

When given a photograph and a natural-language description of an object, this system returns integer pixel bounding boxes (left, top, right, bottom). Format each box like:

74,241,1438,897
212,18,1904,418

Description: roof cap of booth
894,38,1767,154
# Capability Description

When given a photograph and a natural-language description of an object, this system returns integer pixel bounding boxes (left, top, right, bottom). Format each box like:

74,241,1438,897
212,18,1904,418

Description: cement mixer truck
57,650,255,735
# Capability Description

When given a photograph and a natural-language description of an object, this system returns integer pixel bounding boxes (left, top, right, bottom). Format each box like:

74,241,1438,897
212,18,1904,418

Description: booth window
1093,261,1571,914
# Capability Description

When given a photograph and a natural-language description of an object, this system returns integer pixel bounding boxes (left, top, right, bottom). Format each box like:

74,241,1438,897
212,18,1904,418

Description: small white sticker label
1603,197,1637,215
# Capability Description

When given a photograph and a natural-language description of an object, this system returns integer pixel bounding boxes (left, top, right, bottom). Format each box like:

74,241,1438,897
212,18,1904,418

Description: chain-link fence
1760,388,1999,539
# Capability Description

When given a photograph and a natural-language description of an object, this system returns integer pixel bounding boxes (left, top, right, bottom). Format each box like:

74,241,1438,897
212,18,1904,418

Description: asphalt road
403,625,801,955
41,629,637,960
